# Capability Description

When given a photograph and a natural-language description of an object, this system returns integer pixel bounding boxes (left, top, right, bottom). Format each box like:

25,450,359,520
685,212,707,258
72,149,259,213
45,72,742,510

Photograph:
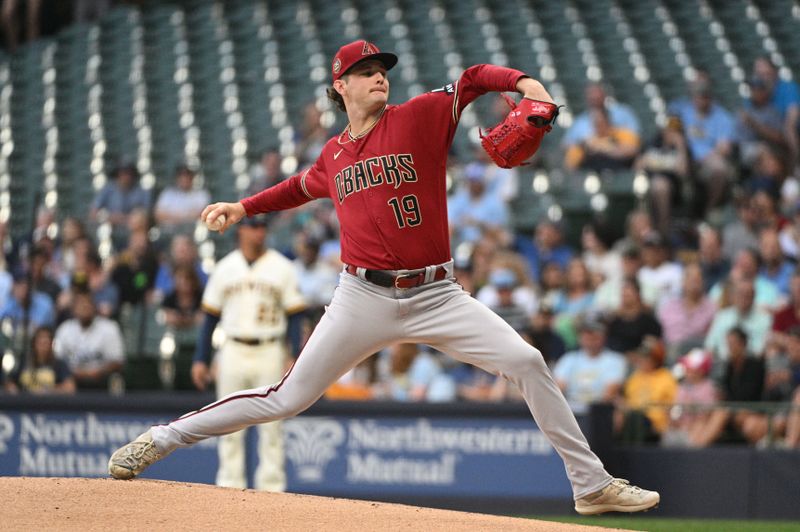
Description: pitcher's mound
3,477,626,531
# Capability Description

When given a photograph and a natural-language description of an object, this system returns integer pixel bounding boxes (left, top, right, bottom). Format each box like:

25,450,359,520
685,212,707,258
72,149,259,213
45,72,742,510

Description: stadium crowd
1,50,800,450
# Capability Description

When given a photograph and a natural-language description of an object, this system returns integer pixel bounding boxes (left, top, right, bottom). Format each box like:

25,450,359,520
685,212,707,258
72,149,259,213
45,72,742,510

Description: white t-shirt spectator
53,316,125,372
155,187,210,225
637,262,683,308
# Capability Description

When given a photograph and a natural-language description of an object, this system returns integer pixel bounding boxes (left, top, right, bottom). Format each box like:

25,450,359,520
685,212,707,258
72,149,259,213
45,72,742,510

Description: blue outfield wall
2,395,799,518
0,394,575,510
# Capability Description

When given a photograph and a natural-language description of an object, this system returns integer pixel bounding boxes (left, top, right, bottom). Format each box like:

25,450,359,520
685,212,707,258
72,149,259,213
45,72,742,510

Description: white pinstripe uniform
202,248,306,491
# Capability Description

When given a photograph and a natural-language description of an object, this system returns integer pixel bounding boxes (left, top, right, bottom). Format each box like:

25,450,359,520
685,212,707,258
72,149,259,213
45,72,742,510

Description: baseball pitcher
110,40,659,515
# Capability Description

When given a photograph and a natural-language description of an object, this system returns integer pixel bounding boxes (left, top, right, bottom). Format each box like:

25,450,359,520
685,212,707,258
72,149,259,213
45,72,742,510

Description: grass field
534,516,800,531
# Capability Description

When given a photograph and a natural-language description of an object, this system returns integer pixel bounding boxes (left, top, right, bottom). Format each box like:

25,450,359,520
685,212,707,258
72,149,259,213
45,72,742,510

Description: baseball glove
480,95,561,168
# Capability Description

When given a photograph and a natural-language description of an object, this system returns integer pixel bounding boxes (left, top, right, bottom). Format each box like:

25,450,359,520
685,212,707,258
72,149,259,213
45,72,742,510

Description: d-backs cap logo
333,57,342,74
362,41,376,55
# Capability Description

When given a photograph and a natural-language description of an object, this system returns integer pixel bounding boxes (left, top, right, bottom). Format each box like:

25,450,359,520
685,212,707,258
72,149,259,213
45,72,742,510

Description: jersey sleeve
201,266,224,316
399,64,528,149
241,157,330,216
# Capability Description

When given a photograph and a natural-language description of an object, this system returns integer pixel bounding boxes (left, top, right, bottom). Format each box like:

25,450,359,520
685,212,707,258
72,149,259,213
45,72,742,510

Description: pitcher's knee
504,345,548,375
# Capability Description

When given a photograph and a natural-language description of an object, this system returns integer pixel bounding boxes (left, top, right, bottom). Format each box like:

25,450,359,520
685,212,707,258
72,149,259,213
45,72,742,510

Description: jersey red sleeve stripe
453,64,528,122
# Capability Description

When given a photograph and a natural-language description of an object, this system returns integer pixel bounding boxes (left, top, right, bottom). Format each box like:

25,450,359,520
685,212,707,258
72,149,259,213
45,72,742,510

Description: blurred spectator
73,0,110,24
752,189,787,231
697,225,730,292
551,258,595,348
709,248,781,310
1,0,41,51
50,217,87,289
785,389,800,448
29,246,61,304
693,327,766,446
372,343,445,401
470,144,519,202
771,268,800,337
752,56,800,166
292,232,339,316
58,246,118,320
658,263,716,361
553,315,627,406
637,232,682,309
161,265,203,330
705,279,772,363
616,337,677,443
248,148,286,194
564,107,640,172
722,195,759,261
296,102,329,165
90,164,151,229
663,349,718,447
581,222,621,289
4,326,75,394
0,273,55,334
759,227,794,296
538,260,565,307
154,234,208,300
447,162,509,246
523,303,566,366
515,220,574,283
670,77,736,213
762,325,800,402
594,244,641,314
779,202,800,260
562,82,641,153
54,290,124,391
606,278,662,354
154,165,210,230
737,77,787,171
325,358,376,401
110,230,159,306
635,116,691,234
476,255,538,317
483,268,530,333
613,209,653,255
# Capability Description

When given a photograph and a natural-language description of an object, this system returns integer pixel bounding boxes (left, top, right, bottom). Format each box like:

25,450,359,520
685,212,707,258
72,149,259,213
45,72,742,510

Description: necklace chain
337,106,386,145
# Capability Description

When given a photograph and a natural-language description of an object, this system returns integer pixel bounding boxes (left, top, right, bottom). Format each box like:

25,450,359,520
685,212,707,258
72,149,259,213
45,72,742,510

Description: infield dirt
2,477,631,531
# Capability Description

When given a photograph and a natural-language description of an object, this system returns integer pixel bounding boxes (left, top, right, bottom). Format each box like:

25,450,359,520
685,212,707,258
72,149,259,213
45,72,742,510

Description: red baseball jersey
241,64,527,270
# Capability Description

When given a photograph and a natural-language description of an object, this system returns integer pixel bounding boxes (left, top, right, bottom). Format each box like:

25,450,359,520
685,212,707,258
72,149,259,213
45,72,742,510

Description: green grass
530,516,800,531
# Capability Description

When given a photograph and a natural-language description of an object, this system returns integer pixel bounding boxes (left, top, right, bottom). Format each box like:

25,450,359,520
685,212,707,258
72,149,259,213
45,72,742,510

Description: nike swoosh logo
334,149,343,160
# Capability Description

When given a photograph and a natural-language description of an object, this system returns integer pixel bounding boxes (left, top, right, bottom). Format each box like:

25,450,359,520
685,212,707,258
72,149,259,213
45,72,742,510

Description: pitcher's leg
409,285,612,498
150,277,400,455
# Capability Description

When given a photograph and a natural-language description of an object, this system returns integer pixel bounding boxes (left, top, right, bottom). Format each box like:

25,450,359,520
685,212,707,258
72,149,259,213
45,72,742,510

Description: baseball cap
489,268,517,289
678,348,712,376
464,162,487,182
578,313,605,333
240,215,269,228
331,40,398,81
642,231,666,248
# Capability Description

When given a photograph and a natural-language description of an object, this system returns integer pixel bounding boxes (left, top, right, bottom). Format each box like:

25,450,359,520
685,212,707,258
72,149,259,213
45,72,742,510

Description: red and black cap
331,40,398,81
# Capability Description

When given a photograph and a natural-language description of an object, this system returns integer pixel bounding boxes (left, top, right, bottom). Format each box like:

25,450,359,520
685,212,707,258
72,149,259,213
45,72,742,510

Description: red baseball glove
480,95,561,168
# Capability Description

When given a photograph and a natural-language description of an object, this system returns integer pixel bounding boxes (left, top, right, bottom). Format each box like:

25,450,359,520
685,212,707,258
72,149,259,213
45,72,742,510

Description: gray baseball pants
151,271,613,499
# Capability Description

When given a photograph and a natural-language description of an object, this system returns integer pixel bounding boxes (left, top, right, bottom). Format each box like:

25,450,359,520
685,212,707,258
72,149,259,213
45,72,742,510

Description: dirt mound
3,477,625,531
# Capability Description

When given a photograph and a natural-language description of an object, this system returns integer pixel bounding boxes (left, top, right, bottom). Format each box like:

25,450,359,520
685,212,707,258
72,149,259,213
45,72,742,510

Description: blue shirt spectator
514,221,574,283
670,94,735,161
0,277,55,331
90,164,151,226
563,83,640,146
448,163,508,245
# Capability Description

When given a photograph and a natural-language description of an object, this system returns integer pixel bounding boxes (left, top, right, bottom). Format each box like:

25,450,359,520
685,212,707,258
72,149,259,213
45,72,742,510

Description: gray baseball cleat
108,430,162,480
574,478,660,515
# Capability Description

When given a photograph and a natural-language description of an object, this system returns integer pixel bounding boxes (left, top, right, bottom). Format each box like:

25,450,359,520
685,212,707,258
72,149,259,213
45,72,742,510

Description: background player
192,214,306,491
110,40,659,515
